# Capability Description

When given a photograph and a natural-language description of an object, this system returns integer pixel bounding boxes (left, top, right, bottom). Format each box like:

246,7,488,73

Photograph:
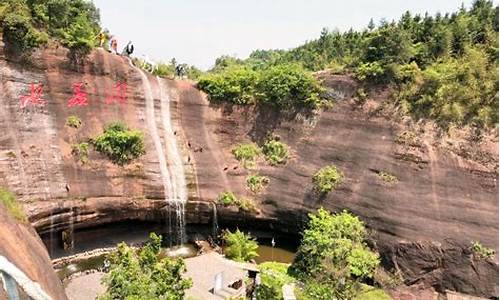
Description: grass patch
378,171,398,183
246,174,269,193
0,187,27,222
354,284,391,300
471,241,495,259
232,143,260,168
262,139,289,166
312,165,344,194
71,142,89,164
91,122,145,165
66,115,82,129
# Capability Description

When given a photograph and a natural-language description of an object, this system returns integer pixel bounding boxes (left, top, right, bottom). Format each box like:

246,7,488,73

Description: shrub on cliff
0,187,26,222
66,115,82,128
246,174,269,193
232,143,261,169
92,122,145,165
198,64,323,109
262,139,289,166
100,233,192,300
222,229,259,262
312,165,344,194
257,64,323,109
291,208,379,299
0,0,100,59
198,66,259,104
218,191,237,206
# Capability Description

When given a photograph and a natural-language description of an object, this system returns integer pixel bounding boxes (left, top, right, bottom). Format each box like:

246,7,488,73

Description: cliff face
0,202,67,300
0,47,497,298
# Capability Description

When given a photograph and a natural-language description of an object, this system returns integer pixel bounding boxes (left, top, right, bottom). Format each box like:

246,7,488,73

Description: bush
262,139,289,166
0,187,26,222
237,197,257,213
291,208,379,298
92,122,145,165
153,62,175,77
257,262,295,300
257,64,324,109
471,241,495,259
100,233,192,300
355,62,385,82
66,115,82,128
71,142,89,164
378,171,397,183
217,192,257,212
0,0,100,58
198,64,323,109
312,165,344,194
246,174,269,193
0,1,48,54
218,191,237,206
232,143,261,168
222,229,259,262
198,66,259,104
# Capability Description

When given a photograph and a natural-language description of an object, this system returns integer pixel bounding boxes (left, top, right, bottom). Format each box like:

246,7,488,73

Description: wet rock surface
0,47,497,298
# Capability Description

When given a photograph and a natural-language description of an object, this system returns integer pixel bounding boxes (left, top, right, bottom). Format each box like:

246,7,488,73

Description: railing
0,256,52,300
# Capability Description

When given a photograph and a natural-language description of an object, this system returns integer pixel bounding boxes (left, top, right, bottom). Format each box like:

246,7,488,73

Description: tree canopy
99,233,192,300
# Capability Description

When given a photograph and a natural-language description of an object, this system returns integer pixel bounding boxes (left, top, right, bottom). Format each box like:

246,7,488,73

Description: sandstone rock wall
0,47,497,298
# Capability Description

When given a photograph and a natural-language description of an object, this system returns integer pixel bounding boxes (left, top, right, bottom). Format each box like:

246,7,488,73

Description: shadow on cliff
208,101,317,144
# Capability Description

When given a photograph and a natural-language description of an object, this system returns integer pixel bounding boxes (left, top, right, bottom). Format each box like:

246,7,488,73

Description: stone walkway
65,272,105,300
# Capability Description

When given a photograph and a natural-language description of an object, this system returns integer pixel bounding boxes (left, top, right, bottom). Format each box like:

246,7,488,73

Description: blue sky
93,0,481,69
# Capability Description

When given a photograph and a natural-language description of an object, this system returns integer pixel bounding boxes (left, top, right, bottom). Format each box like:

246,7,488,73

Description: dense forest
200,0,499,128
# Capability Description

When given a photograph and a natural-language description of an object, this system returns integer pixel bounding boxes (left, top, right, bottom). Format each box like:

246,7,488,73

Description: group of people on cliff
97,31,134,57
95,31,186,78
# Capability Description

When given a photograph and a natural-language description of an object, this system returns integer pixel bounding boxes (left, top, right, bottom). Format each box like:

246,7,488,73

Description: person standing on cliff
97,31,106,48
109,36,118,54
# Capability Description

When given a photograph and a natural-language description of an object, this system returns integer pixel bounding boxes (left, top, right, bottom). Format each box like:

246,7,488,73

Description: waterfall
212,202,219,239
157,78,187,244
128,59,187,245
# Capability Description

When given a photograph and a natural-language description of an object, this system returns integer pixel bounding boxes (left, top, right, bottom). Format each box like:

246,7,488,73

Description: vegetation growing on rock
312,165,344,194
66,115,82,128
198,64,324,109
378,171,398,183
71,142,89,164
246,174,269,193
100,233,192,300
232,143,261,168
203,1,499,127
222,229,259,262
217,191,257,212
92,122,145,165
217,191,238,207
0,0,101,62
262,139,289,166
291,208,380,299
471,241,495,258
0,187,26,222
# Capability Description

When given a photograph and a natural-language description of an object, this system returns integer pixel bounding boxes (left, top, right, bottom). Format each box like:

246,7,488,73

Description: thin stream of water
157,77,188,244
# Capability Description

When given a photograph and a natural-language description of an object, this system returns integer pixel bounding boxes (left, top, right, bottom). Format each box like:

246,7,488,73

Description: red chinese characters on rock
105,82,127,105
19,83,46,109
67,82,89,108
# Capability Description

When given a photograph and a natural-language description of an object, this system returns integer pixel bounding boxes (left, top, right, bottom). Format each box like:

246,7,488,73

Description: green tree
291,208,380,299
100,233,192,300
222,229,259,262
